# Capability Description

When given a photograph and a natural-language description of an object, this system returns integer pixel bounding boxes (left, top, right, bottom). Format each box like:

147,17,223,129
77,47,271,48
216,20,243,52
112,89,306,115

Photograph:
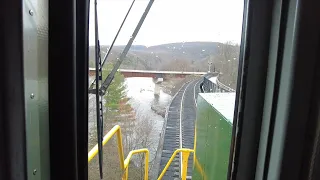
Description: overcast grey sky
89,0,244,46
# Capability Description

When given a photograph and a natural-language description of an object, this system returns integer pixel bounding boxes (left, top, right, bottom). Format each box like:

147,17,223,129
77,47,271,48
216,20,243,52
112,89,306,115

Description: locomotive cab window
87,0,243,179
2,0,320,180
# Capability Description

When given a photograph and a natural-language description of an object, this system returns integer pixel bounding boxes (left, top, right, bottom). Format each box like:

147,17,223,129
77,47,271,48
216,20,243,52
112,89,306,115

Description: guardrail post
121,168,129,180
144,150,149,180
116,128,125,170
181,151,191,180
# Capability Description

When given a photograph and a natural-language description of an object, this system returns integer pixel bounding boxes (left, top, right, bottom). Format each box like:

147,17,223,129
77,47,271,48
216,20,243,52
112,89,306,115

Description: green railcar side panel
193,93,235,180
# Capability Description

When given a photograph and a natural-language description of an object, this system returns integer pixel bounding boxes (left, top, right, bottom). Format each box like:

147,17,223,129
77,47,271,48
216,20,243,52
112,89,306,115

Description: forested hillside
89,41,240,89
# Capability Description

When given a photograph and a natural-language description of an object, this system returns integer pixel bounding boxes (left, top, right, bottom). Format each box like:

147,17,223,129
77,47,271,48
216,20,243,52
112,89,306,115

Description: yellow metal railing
123,149,149,179
88,125,194,180
157,148,194,180
88,125,149,180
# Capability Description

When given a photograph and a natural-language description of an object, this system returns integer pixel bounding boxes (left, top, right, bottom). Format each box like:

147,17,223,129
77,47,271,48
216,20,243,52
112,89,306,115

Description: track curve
159,78,201,179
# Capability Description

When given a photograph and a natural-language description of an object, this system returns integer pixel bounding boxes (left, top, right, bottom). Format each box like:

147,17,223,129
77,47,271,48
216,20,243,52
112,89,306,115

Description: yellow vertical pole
181,151,190,180
117,128,125,170
144,150,149,180
121,168,129,180
193,125,197,164
121,170,126,180
125,168,129,180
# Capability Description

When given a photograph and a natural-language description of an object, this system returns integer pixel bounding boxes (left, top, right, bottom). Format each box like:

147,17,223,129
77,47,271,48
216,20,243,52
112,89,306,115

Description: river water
125,77,171,120
125,77,172,162
88,77,172,171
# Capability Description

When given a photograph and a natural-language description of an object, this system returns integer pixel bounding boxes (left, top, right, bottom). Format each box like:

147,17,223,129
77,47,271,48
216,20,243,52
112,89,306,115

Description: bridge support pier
153,77,163,96
154,83,160,96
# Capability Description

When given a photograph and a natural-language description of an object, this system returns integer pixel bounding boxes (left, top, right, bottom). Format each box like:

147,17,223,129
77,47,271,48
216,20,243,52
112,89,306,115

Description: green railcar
193,93,235,180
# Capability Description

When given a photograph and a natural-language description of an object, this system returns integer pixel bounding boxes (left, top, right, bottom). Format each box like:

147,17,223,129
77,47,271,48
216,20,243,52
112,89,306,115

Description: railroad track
159,79,200,179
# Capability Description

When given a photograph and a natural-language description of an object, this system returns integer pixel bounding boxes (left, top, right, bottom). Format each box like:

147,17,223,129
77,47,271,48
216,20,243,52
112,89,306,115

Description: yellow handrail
123,149,149,180
88,125,125,169
88,125,195,180
88,125,149,180
157,148,194,180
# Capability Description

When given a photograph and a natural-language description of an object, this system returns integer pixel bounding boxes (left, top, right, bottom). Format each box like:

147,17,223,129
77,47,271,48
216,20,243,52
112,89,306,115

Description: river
88,77,172,173
125,77,172,162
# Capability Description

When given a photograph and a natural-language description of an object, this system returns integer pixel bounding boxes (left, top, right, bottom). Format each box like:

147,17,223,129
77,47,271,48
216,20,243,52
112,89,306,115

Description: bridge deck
89,68,207,75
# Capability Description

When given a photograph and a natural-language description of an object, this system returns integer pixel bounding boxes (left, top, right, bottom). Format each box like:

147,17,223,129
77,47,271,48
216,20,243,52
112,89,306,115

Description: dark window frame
229,0,320,180
0,0,27,179
49,0,89,179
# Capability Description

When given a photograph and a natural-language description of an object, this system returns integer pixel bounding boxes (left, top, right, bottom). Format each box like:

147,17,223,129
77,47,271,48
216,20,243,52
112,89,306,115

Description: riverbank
151,76,202,118
150,77,188,117
160,76,202,96
151,105,166,117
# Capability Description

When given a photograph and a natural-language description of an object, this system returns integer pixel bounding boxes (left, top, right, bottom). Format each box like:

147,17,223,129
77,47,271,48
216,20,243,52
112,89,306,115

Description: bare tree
121,110,156,179
213,42,240,89
161,59,192,72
